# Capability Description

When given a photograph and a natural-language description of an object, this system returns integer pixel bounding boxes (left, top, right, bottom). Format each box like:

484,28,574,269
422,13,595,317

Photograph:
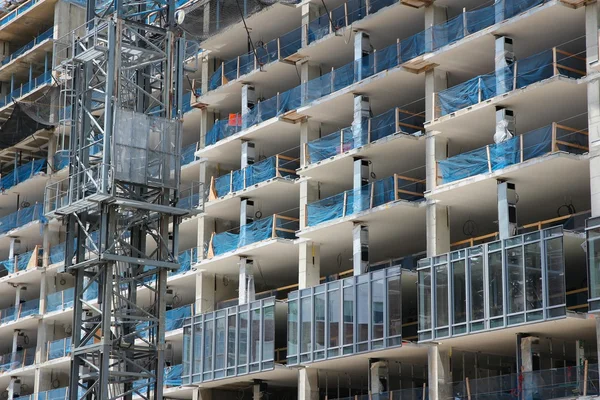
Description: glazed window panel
435,264,449,328
469,255,485,321
315,293,326,351
387,276,402,338
507,246,524,314
452,260,467,325
372,279,385,340
488,251,504,318
545,238,565,308
300,297,312,354
524,242,542,311
287,300,298,356
328,289,340,348
418,269,432,331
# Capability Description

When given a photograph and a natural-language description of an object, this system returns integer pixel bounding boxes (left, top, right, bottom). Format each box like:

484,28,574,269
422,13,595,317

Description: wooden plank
554,140,588,151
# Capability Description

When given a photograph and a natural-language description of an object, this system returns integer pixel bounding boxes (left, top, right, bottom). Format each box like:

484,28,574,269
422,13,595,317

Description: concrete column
240,198,255,227
425,68,447,122
300,180,319,230
298,367,319,400
425,134,447,192
200,56,215,100
193,389,213,400
203,2,211,36
300,61,321,104
497,181,518,240
353,95,370,148
355,31,371,81
10,330,20,358
241,141,256,168
426,203,450,257
517,335,538,400
195,272,215,314
353,157,370,213
53,0,86,40
197,215,214,262
242,85,256,128
7,377,20,399
428,345,451,400
300,119,320,168
495,36,515,95
0,41,8,64
199,109,216,149
253,380,266,400
9,238,20,262
353,223,369,276
15,285,25,308
299,242,320,289
239,257,255,305
42,225,51,268
301,2,321,47
587,4,600,218
47,133,57,173
370,359,389,394
424,5,446,52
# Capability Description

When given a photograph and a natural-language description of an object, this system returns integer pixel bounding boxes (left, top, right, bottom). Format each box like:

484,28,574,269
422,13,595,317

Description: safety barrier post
520,135,524,163
513,61,518,90
229,172,233,195
393,173,399,201
275,155,280,177
342,191,348,216
367,118,371,143
584,359,589,396
344,2,349,27
552,47,558,76
304,142,309,165
329,11,333,35
373,49,377,74
551,122,557,152
277,38,281,60
462,8,468,37
395,107,400,134
271,216,277,238
477,77,482,103
365,0,370,15
486,145,492,172
369,182,374,209
396,38,401,65
220,61,225,86
466,377,472,400
236,56,240,79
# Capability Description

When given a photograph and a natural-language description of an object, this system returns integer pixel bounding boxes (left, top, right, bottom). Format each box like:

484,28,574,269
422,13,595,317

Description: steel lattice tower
44,0,189,397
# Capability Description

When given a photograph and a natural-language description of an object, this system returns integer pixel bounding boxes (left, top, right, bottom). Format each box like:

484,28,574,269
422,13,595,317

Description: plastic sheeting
49,239,77,265
0,158,45,191
211,215,296,256
46,288,74,313
438,125,557,184
170,248,198,276
165,364,183,387
137,305,192,338
53,150,70,171
307,128,353,164
205,119,242,146
19,298,39,318
0,203,45,235
47,337,71,360
307,176,424,226
181,142,198,166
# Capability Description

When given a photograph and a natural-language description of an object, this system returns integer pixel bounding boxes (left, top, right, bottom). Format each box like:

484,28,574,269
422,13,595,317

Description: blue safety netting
47,337,71,360
438,47,573,116
165,364,183,387
306,128,353,164
181,142,198,166
0,203,45,236
178,193,201,210
49,239,77,265
205,119,243,146
279,26,303,59
211,215,297,256
0,258,14,275
307,175,424,226
214,156,298,197
37,387,73,400
203,0,549,145
0,305,16,324
0,158,45,191
170,248,198,276
53,150,70,171
19,298,39,318
83,279,99,301
15,249,35,272
438,125,558,184
46,288,75,313
0,348,34,372
137,305,192,338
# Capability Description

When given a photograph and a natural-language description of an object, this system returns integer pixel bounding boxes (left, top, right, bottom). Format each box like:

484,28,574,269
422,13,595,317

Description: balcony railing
0,0,39,28
0,158,45,191
0,348,34,373
204,0,552,144
306,174,425,227
434,47,585,117
305,108,424,165
136,304,193,339
0,203,45,236
437,123,588,185
0,298,39,325
0,246,42,277
181,141,199,166
207,214,299,258
287,266,402,365
47,337,71,361
209,154,299,199
209,26,303,91
46,288,74,313
183,297,283,384
0,70,52,108
0,27,53,67
418,227,571,342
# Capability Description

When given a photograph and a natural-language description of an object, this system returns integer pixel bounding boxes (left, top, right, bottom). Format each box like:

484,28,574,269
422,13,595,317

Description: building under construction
0,0,598,398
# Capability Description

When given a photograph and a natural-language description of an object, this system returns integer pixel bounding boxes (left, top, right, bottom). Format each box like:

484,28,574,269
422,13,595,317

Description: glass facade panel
387,276,402,338
524,242,542,311
469,255,484,321
343,287,354,346
420,228,571,342
435,264,449,328
588,223,600,304
328,289,340,348
372,279,384,340
418,270,431,331
315,293,325,350
488,251,503,318
182,299,278,384
288,268,403,365
546,237,565,308
287,300,298,357
507,246,524,314
452,260,467,325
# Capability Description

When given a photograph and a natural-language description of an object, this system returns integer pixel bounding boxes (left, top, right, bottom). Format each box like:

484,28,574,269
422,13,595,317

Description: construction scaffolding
44,0,190,397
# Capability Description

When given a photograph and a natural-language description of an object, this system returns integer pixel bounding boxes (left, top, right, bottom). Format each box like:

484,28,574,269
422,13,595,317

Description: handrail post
394,173,399,201
342,191,348,216
275,155,280,177
513,60,518,91
329,11,333,35
220,61,225,85
551,122,557,152
520,134,524,163
486,145,492,172
271,215,277,238
395,107,400,133
236,56,240,78
552,47,558,76
277,37,281,60
478,77,482,103
397,38,401,66
462,8,468,37
344,2,348,27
